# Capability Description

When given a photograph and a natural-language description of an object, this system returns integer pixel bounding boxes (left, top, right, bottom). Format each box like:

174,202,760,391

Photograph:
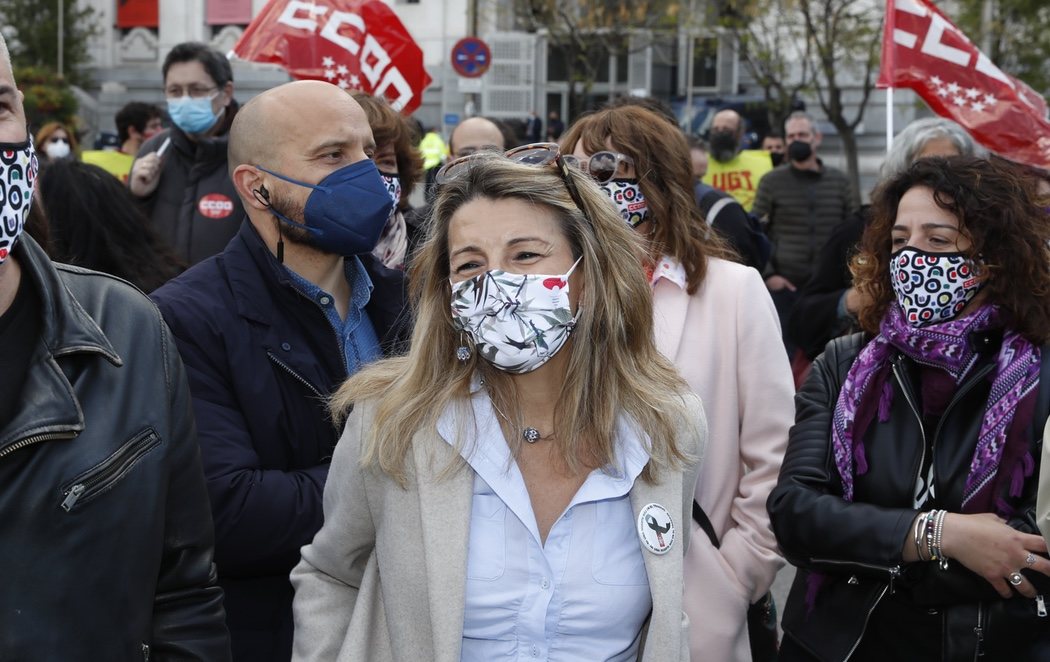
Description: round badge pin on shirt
637,503,675,555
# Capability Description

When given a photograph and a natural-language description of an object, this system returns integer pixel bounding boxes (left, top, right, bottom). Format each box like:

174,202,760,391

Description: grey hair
880,117,988,180
0,33,12,74
784,111,818,133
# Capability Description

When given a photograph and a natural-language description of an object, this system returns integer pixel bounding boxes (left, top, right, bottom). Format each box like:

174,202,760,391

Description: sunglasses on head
562,151,634,184
435,142,588,215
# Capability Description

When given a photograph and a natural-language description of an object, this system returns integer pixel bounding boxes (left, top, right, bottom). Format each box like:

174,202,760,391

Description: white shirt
650,255,689,290
436,387,653,662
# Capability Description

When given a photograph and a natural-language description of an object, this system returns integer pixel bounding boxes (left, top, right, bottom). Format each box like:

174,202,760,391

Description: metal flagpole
886,87,893,153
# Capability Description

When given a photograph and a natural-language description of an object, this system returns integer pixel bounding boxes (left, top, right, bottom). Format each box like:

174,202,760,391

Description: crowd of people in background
6,32,1050,662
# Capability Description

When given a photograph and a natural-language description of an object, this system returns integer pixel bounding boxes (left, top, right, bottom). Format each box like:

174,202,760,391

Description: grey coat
290,394,707,661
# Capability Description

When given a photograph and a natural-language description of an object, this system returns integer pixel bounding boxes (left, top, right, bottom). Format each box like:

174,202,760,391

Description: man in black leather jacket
0,39,230,660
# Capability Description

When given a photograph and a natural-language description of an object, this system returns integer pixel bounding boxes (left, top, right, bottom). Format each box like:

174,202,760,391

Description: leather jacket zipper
844,584,890,661
267,352,324,400
1037,595,1047,617
0,431,77,460
61,429,160,511
891,360,928,501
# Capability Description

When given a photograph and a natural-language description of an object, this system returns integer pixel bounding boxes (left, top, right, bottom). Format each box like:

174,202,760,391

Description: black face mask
770,152,785,167
709,130,739,163
787,140,813,162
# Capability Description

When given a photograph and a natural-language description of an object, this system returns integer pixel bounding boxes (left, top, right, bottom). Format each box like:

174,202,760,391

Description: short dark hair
162,42,233,87
115,102,162,143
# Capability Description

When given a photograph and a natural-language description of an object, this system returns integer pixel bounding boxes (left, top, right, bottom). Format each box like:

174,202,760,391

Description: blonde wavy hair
330,153,692,485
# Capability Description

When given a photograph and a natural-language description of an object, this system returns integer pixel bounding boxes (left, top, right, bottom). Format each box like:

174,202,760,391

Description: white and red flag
878,0,1050,169
232,0,432,114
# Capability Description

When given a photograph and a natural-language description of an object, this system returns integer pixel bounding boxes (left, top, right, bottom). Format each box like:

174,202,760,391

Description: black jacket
769,332,1050,661
786,209,867,360
133,101,244,268
0,236,229,660
752,162,854,286
151,221,410,661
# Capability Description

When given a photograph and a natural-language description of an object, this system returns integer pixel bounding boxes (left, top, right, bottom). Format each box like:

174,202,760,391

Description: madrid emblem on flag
232,0,433,115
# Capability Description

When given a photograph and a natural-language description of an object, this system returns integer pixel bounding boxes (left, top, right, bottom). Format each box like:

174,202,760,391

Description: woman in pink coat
562,106,795,661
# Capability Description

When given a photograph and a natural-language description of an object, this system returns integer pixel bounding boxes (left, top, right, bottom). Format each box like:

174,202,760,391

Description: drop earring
456,332,471,363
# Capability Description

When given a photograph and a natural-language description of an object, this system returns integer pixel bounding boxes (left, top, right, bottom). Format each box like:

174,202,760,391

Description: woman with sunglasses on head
561,106,795,662
769,156,1050,661
290,144,707,661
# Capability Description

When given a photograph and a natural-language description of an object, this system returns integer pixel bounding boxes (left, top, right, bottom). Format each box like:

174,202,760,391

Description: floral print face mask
450,257,582,374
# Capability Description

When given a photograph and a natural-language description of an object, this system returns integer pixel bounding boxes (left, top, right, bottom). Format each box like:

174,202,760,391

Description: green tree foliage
717,0,815,132
721,0,880,206
16,66,79,129
953,0,1050,97
1,0,100,87
513,0,681,118
797,0,882,208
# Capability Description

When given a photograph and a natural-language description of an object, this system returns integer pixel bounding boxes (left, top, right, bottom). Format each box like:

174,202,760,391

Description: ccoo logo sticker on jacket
198,193,235,219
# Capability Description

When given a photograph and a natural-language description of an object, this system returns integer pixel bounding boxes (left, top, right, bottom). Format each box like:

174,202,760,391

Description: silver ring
1026,553,1037,567
1008,571,1024,586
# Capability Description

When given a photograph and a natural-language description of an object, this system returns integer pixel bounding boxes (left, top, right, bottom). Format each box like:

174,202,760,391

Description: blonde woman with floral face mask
291,146,707,661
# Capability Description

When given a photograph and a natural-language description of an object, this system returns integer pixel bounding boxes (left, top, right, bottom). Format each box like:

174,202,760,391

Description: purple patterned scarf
831,303,1041,513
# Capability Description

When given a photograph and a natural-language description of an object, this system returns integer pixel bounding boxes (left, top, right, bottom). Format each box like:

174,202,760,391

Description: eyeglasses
164,85,218,99
436,142,588,214
562,151,634,184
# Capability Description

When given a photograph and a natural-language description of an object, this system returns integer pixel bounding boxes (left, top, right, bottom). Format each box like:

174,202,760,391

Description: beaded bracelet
933,510,949,570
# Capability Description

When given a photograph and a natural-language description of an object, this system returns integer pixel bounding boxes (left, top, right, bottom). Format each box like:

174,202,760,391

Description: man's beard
269,189,324,251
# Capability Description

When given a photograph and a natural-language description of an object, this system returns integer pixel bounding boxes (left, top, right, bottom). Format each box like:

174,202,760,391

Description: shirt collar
649,255,688,290
283,255,374,307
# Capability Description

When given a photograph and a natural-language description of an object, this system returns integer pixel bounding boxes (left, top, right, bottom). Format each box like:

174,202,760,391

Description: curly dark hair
853,155,1050,343
351,91,424,211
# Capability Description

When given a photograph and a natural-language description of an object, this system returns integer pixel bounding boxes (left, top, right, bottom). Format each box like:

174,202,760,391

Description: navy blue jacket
151,220,409,661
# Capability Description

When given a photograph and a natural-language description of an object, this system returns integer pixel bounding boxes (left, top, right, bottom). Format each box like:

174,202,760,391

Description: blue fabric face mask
167,93,221,134
256,159,394,256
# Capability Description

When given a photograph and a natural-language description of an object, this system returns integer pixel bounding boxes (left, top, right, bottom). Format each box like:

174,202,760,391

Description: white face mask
44,138,71,160
0,135,40,264
450,257,582,374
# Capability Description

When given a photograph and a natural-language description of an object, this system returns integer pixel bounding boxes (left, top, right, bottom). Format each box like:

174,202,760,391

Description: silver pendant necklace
489,398,553,443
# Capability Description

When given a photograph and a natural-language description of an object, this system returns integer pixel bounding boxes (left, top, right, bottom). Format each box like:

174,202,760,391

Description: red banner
117,0,158,29
231,0,432,115
878,0,1050,169
207,0,253,25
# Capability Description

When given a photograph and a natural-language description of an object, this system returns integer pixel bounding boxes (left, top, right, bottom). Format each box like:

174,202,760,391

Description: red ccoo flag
878,0,1050,169
232,0,432,115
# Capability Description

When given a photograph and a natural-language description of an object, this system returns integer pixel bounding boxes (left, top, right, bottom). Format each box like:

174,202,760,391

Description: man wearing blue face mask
130,42,244,270
150,79,410,662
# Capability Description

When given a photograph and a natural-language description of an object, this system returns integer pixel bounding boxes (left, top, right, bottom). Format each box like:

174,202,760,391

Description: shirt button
531,644,539,657
319,296,331,305
540,578,550,590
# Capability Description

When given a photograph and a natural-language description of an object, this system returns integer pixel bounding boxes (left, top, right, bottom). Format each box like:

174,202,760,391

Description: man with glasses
130,42,244,270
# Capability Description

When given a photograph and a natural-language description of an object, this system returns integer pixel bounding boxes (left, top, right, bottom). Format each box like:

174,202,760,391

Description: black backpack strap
692,500,721,549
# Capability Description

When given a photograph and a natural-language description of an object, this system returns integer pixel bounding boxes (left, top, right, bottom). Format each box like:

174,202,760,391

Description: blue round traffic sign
451,37,491,78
